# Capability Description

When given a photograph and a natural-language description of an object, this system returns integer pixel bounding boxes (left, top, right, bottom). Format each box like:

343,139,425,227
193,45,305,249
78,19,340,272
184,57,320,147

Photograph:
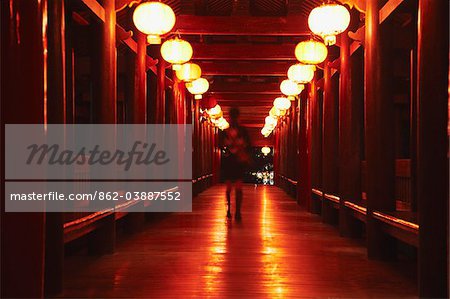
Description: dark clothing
220,125,251,181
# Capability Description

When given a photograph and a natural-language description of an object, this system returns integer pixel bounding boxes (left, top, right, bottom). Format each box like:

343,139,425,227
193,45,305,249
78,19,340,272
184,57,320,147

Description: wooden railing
361,159,412,208
276,173,297,197
192,173,214,195
310,188,419,248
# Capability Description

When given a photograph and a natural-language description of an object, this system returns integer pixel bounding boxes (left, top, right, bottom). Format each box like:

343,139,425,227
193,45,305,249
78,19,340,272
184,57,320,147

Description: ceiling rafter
173,15,309,36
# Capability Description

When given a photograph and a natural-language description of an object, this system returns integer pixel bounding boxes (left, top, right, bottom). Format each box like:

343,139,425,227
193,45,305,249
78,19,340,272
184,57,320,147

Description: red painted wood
192,43,297,61
297,90,311,210
310,80,322,186
201,61,292,76
309,79,323,214
174,15,309,36
156,57,166,124
91,0,116,124
207,93,276,102
321,60,339,224
130,32,146,124
45,0,67,294
1,1,47,297
209,81,280,94
416,0,449,296
338,31,363,238
365,0,396,260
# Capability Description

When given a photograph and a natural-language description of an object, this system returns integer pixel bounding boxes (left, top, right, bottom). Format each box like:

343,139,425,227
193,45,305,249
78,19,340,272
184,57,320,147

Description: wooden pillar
88,0,116,254
125,31,147,233
409,48,418,212
310,79,322,214
193,99,200,193
44,0,67,295
273,127,279,185
214,127,221,184
92,0,116,124
65,3,75,124
298,89,312,210
417,0,449,296
291,103,298,196
200,120,205,190
365,0,396,259
322,60,339,224
338,31,363,237
1,0,47,297
129,32,147,124
156,59,166,124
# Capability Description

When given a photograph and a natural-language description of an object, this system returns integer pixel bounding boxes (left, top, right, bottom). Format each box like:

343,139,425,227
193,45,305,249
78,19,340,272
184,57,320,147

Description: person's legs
225,180,232,218
235,180,243,220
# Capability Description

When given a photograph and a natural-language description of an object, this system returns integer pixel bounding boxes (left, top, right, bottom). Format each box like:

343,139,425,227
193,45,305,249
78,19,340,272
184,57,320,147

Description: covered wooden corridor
1,0,448,298
62,184,417,298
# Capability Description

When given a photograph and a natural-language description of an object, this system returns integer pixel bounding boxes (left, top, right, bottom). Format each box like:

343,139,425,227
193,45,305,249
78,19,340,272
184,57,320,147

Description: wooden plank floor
61,185,417,298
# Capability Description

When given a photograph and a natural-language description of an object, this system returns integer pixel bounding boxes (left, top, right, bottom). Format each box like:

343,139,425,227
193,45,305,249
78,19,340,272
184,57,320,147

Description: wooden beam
192,43,297,60
217,100,273,107
78,1,158,75
174,15,309,36
2,1,46,297
116,25,158,74
379,0,405,23
209,81,280,94
205,93,276,101
80,0,105,22
200,61,291,76
350,0,406,55
221,106,270,114
240,123,266,128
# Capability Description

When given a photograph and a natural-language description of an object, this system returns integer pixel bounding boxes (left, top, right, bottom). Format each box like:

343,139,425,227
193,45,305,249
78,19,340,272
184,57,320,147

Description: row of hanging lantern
296,2,350,62
133,1,210,99
201,104,230,130
261,67,312,137
261,2,350,137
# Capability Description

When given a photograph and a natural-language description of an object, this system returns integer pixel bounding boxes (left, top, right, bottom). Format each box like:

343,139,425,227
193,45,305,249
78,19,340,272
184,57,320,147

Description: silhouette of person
220,107,251,220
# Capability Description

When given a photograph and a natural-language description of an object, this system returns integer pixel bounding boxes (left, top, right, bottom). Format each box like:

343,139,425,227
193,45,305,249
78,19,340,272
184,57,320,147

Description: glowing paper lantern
261,127,272,137
261,146,271,155
176,63,201,82
295,40,328,65
273,97,291,111
133,2,176,44
288,63,315,84
220,123,230,130
216,117,230,130
208,104,222,118
161,37,193,70
269,106,286,118
186,78,209,99
265,115,278,127
308,3,350,46
280,79,304,99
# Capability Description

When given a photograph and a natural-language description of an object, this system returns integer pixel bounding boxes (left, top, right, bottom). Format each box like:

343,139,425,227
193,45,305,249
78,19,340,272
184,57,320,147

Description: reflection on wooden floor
62,185,417,298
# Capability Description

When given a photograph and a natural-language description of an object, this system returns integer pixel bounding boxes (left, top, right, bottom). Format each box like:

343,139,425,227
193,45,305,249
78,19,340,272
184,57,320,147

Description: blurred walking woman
220,107,251,220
